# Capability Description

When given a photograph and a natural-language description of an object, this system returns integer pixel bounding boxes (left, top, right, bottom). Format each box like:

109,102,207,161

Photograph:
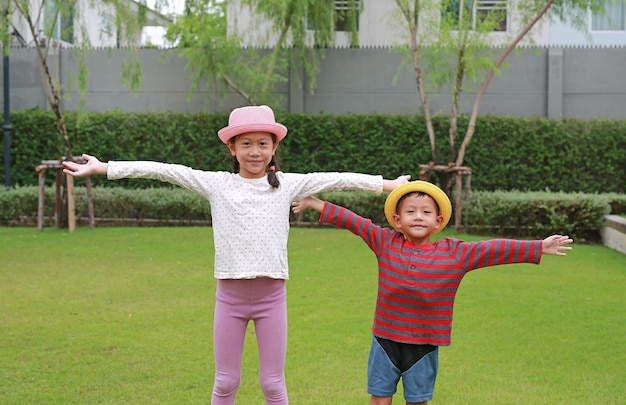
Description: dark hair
229,133,281,189
396,192,440,213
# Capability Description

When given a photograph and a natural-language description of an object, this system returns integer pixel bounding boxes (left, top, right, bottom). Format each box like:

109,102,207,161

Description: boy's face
393,193,443,245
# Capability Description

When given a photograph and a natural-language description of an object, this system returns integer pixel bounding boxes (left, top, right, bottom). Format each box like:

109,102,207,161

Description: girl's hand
62,154,108,177
383,174,411,192
542,235,574,256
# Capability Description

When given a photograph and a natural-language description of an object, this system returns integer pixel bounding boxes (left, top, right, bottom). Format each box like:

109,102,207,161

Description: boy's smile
393,194,443,245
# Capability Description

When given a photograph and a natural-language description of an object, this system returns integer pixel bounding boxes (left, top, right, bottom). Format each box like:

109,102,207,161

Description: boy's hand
292,196,324,214
542,235,573,256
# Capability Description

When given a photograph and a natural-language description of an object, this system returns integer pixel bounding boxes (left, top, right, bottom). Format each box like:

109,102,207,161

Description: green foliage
167,0,360,105
4,110,626,194
461,190,612,242
0,186,213,226
2,186,624,243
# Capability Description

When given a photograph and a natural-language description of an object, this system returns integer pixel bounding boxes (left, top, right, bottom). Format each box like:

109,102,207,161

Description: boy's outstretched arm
62,154,108,177
542,235,574,256
382,175,411,192
292,196,325,214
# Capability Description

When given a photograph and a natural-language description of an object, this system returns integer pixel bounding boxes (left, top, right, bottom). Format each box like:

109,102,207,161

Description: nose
249,145,261,155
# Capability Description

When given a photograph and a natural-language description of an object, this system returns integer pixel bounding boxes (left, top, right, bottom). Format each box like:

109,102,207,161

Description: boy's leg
367,336,401,402
370,395,394,405
400,348,438,405
370,395,427,405
252,278,288,404
212,280,250,405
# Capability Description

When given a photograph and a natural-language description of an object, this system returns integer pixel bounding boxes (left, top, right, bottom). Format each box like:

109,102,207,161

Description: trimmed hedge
2,186,624,243
3,110,626,193
0,186,212,226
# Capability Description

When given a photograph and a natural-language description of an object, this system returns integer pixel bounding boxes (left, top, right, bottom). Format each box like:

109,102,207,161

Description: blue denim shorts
367,336,439,403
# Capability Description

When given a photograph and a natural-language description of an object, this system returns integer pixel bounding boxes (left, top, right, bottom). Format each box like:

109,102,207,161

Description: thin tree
7,0,168,229
166,0,360,107
393,0,617,190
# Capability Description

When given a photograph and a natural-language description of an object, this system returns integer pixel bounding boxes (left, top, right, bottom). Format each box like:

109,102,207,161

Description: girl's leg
252,278,288,404
211,280,250,405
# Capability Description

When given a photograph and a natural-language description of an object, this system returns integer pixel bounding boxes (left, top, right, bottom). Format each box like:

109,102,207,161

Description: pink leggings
211,278,288,405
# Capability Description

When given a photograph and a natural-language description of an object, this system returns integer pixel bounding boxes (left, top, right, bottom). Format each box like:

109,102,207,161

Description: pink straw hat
218,105,288,144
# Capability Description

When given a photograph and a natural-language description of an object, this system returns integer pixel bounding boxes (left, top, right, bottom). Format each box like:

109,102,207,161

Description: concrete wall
2,46,626,119
601,216,626,255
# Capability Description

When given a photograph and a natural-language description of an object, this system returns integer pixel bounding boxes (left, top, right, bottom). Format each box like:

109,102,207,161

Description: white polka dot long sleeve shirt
107,161,383,279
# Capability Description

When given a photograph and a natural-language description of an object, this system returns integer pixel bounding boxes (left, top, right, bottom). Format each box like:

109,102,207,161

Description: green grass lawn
1,226,625,404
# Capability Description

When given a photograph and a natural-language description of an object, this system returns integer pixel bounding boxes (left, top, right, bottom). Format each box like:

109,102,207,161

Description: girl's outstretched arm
62,154,108,177
542,235,574,256
292,196,325,214
382,175,411,192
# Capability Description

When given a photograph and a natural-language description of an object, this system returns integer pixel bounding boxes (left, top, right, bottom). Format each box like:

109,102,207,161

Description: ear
227,141,237,157
434,214,443,230
393,213,402,230
272,141,280,155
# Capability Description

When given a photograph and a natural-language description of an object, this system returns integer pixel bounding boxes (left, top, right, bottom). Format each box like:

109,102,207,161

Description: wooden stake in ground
67,173,75,232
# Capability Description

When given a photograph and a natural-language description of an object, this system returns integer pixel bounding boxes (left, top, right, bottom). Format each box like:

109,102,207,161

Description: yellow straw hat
384,180,452,234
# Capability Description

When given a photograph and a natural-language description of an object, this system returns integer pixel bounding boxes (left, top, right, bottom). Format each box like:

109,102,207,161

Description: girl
62,105,409,405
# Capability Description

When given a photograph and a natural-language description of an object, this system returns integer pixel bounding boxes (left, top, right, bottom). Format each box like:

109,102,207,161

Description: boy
292,180,572,405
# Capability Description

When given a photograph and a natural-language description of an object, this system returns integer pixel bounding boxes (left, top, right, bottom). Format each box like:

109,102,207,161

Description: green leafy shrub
5,111,626,193
461,191,611,242
1,187,621,243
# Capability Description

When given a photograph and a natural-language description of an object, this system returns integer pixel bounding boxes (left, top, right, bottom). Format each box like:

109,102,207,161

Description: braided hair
229,134,281,189
267,156,279,188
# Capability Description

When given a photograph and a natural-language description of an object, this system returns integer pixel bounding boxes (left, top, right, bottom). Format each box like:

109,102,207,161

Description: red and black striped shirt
320,202,543,346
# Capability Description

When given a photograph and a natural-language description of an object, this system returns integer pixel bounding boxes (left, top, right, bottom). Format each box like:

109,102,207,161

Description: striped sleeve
458,239,542,271
320,202,388,254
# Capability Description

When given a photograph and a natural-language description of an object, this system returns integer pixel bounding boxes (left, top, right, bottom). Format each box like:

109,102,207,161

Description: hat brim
384,181,452,235
218,123,288,144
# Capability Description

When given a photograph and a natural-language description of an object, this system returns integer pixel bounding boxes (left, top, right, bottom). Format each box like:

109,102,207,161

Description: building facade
228,0,626,48
9,0,169,48
550,2,626,46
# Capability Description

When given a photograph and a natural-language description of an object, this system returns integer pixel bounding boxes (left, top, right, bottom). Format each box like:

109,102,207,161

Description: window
44,1,74,44
334,0,360,32
101,12,115,36
591,3,626,31
444,0,508,32
476,1,507,32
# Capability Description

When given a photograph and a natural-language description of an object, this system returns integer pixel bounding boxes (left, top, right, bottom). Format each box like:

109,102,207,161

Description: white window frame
590,3,626,32
334,0,361,32
101,12,115,36
44,0,75,45
474,0,508,32
447,0,509,32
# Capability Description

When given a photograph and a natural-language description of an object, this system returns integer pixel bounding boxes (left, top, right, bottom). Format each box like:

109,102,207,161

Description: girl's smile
228,132,279,179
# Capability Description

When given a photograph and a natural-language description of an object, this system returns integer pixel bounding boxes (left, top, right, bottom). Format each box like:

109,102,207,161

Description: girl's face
228,132,278,179
393,193,443,245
